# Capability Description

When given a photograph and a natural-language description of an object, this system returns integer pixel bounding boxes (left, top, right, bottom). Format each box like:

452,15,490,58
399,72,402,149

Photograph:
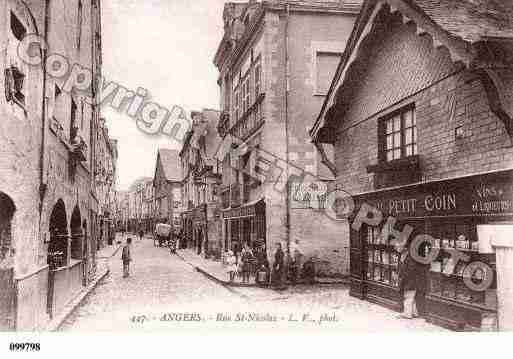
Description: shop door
224,219,229,252
231,219,239,245
242,218,251,246
0,268,15,330
197,228,203,255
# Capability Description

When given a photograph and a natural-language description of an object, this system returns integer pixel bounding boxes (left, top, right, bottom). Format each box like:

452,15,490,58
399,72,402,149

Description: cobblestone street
60,236,445,332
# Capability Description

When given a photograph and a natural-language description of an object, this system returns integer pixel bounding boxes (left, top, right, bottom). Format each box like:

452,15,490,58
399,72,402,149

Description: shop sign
223,205,256,219
290,181,327,209
356,170,513,218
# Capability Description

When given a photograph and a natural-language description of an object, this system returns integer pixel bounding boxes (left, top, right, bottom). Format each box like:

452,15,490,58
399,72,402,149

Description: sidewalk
176,249,349,288
45,241,122,331
97,242,123,259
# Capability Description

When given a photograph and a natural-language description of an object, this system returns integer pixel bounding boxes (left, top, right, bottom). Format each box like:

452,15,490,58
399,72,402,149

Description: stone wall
334,16,513,196
260,10,356,274
1,0,100,330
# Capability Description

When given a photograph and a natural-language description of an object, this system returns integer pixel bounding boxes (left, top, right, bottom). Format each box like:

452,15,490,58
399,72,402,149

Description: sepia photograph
1,0,513,355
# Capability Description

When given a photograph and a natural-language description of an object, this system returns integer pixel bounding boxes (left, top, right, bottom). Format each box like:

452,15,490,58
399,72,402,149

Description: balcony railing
230,93,264,141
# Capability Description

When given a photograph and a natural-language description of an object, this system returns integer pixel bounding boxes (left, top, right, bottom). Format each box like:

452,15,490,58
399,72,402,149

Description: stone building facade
213,0,361,275
94,118,118,248
179,110,222,256
153,148,182,230
116,190,130,231
311,0,513,331
141,179,154,234
0,0,102,330
127,177,151,233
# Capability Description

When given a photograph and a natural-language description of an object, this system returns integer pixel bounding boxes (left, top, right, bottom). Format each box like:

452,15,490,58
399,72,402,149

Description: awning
222,198,265,219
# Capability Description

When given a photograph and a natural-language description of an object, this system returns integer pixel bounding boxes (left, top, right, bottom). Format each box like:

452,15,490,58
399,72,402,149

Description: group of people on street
117,225,426,321
225,239,307,288
225,241,269,284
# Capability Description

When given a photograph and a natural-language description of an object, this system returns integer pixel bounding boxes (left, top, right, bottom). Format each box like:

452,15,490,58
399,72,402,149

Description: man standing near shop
289,239,303,283
396,238,427,319
272,242,285,289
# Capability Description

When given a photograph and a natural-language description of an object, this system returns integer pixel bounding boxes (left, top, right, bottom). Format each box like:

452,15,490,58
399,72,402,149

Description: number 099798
9,343,40,351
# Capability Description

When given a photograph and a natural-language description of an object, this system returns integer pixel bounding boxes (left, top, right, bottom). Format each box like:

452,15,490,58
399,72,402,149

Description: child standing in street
225,250,237,282
122,237,132,278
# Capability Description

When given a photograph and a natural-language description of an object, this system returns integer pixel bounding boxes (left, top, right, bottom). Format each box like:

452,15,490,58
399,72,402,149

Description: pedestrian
138,229,144,241
271,242,284,288
225,250,237,283
120,227,125,241
122,237,132,278
241,243,253,284
255,241,269,270
232,241,242,264
178,228,184,249
396,238,428,319
289,239,303,283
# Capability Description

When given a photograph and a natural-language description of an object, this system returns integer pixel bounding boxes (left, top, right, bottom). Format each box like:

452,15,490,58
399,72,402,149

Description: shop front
182,210,194,249
192,205,207,255
349,169,513,331
222,198,266,253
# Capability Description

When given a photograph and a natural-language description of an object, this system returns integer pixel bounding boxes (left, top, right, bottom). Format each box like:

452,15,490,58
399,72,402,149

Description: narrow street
60,235,445,332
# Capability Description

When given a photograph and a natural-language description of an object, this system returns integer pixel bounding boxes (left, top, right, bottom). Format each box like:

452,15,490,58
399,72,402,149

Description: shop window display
363,225,400,288
427,221,497,310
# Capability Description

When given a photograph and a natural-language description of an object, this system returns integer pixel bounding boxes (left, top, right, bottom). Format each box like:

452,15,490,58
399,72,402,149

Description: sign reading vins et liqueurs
359,170,513,218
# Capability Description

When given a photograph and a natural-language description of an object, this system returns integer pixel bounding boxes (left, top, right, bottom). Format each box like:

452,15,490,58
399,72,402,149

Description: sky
101,0,242,191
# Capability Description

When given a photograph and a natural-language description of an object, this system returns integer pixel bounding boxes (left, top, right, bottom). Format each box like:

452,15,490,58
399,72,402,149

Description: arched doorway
82,219,88,286
48,200,68,269
70,206,82,261
0,192,15,263
0,192,16,330
47,199,67,317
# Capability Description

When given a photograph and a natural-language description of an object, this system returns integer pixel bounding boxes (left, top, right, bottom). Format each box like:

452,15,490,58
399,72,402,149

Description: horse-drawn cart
154,223,172,247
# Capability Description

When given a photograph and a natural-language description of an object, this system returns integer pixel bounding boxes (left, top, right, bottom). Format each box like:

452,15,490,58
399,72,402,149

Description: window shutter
4,68,13,102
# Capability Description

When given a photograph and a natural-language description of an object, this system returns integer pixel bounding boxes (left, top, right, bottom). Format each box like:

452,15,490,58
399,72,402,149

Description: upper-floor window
10,11,26,41
234,87,240,122
254,62,261,99
5,66,25,105
223,74,231,111
70,98,78,142
77,0,83,49
315,52,341,95
80,100,85,129
242,75,251,115
381,106,417,162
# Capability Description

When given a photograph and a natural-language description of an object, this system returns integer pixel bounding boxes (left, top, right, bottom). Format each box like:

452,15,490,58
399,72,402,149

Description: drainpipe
38,0,50,247
284,3,291,258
